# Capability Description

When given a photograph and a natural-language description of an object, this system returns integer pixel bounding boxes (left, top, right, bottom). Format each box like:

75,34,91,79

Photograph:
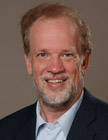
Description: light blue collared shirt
35,91,84,140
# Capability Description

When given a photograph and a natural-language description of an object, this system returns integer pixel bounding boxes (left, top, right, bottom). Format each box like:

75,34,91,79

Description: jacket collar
15,103,36,140
15,88,97,140
67,88,97,140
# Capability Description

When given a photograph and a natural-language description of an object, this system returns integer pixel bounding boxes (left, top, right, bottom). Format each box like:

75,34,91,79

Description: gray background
0,0,108,119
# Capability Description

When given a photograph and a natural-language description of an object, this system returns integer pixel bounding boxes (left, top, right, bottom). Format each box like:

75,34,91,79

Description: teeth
47,80,63,83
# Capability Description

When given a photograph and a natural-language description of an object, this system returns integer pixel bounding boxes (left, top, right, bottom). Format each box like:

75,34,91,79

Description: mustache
40,73,71,80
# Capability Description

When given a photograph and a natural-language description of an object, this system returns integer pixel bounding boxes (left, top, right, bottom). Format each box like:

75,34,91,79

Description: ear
24,53,33,76
81,53,90,76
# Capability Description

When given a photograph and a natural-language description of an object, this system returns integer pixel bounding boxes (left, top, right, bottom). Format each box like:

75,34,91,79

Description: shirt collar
36,91,84,138
36,102,46,136
57,91,84,138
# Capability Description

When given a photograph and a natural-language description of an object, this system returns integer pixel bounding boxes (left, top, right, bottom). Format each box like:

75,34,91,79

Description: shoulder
84,88,108,114
95,95,108,120
76,88,108,139
84,88,108,126
0,103,36,138
0,103,36,122
91,95,108,137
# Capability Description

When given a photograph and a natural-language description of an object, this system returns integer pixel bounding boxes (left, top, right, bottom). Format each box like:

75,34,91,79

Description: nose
47,56,65,74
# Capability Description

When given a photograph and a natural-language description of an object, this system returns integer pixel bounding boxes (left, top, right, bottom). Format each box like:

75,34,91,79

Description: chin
37,84,79,109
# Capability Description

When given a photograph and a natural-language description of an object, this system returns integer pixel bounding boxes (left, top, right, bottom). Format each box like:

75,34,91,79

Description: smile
45,79,67,89
46,79,64,83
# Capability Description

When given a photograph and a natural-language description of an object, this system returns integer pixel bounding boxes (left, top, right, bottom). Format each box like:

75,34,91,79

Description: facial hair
34,73,82,109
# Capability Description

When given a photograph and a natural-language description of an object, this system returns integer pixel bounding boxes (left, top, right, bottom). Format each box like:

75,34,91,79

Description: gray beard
35,83,79,109
34,72,83,109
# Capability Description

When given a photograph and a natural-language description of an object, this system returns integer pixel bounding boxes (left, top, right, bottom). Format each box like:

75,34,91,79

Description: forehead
30,17,79,36
29,17,81,53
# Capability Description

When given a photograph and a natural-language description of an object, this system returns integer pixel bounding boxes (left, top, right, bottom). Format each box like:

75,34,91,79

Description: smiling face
24,18,89,108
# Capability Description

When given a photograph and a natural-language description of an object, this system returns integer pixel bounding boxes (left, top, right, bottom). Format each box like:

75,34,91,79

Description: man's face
24,18,89,108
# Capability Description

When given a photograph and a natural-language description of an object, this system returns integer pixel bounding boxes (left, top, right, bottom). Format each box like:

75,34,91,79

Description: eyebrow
33,45,78,54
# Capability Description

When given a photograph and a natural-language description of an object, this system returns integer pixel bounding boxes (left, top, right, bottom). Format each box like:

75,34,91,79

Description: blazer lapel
14,89,97,140
15,104,36,140
67,89,97,140
66,117,96,140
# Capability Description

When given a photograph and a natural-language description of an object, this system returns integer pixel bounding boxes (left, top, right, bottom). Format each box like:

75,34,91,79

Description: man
0,3,108,140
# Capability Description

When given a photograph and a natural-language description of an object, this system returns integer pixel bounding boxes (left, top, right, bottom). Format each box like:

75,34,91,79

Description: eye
63,53,73,57
38,53,46,57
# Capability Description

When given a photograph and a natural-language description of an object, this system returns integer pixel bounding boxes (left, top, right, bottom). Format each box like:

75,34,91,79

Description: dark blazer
0,88,108,140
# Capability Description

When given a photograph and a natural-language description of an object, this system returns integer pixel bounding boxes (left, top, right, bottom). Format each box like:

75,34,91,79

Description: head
21,3,91,108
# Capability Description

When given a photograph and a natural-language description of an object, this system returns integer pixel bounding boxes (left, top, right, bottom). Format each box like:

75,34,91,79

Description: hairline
26,15,83,57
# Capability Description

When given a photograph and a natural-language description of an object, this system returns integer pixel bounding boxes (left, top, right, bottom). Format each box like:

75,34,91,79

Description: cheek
64,61,79,75
32,61,47,77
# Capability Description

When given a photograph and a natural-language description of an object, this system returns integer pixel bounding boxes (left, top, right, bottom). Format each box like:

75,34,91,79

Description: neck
38,89,82,123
